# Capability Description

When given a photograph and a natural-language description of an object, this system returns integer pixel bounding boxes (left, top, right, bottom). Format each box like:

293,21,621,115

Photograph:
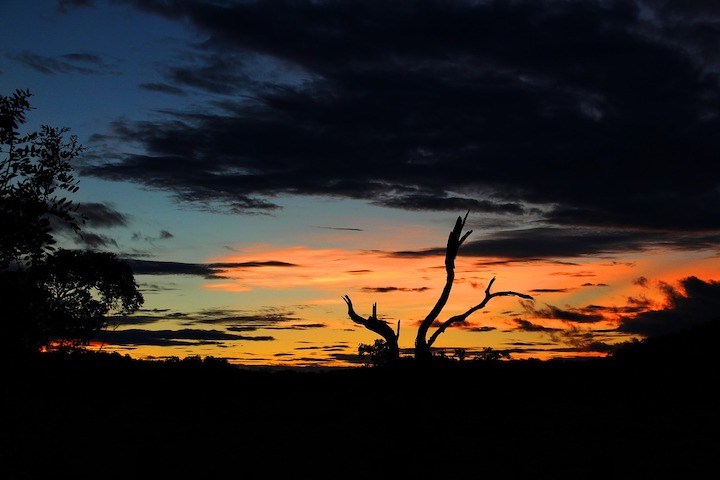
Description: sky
2,0,720,369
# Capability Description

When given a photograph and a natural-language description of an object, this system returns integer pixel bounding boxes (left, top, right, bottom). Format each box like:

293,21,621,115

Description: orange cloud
204,245,442,293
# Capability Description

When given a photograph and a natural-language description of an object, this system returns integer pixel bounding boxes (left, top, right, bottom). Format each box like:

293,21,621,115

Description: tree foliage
1,89,143,357
358,339,395,367
1,89,84,268
2,250,143,355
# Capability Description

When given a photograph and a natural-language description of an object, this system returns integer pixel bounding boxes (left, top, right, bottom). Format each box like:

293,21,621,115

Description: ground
2,345,718,479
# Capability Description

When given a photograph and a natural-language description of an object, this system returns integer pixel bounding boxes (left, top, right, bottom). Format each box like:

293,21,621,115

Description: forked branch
415,211,473,359
342,295,400,361
343,212,533,365
426,276,534,348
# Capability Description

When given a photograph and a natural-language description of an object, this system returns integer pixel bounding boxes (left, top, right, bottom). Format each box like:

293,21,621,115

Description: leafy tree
344,212,533,365
358,339,395,367
2,250,143,355
38,249,142,350
453,348,467,362
1,89,84,268
474,347,511,362
1,89,143,357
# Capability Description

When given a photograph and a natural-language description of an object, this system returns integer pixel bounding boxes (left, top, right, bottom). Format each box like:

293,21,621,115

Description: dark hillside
2,339,718,479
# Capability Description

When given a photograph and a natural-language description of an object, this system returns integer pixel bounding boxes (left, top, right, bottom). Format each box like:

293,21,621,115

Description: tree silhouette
343,296,400,363
1,89,143,357
358,338,396,367
2,249,143,355
344,212,533,364
1,89,84,269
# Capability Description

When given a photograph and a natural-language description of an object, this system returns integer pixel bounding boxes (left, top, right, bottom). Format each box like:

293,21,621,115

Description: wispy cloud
97,328,273,347
10,50,115,75
127,258,298,279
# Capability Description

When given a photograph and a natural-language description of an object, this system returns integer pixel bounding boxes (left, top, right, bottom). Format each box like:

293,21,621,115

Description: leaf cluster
1,89,84,268
358,339,395,367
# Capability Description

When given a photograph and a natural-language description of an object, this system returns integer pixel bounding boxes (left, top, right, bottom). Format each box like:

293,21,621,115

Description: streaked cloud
10,50,114,75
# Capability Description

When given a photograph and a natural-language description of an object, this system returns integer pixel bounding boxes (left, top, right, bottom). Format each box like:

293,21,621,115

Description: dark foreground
2,349,718,479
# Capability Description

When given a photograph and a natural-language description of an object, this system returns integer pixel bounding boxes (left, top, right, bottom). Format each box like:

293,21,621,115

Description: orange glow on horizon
113,241,720,368
204,245,448,294
203,244,720,328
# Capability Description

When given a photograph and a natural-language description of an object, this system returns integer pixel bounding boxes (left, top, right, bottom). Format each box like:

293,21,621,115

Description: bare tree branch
342,295,400,360
427,276,534,348
415,211,471,359
343,212,533,365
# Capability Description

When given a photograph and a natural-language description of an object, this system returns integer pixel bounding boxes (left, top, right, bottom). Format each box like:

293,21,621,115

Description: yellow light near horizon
116,240,720,368
203,245,445,294
203,283,252,292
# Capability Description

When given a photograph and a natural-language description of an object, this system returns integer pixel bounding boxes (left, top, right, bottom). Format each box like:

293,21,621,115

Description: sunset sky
3,0,720,368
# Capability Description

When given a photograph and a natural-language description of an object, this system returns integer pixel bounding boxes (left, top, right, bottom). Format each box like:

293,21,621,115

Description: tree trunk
414,212,471,361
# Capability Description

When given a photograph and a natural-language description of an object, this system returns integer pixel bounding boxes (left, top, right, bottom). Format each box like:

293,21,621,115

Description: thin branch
426,276,534,348
343,294,368,325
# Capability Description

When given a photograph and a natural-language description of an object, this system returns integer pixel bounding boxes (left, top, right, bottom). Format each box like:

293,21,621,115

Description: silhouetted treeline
3,325,718,479
612,316,720,365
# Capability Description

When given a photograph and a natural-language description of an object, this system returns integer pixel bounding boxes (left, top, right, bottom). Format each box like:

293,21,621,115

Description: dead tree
342,296,400,362
343,212,533,364
415,212,534,361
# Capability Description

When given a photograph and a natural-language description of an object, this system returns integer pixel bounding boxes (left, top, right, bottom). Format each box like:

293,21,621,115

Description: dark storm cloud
391,227,720,259
398,227,645,259
80,0,720,241
126,258,297,278
652,0,720,17
165,53,256,95
618,276,720,337
505,276,720,348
